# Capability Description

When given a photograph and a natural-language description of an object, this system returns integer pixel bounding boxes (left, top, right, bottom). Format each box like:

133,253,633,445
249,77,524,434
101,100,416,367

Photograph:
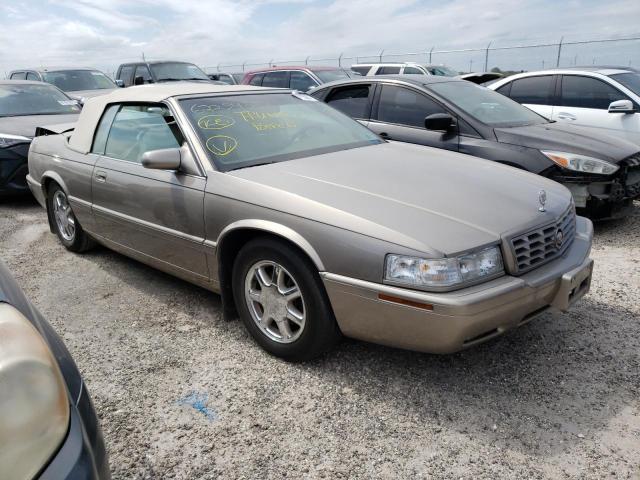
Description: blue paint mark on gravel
177,392,217,421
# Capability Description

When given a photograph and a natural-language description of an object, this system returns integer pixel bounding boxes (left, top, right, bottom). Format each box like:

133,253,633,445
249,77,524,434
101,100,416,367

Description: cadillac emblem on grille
555,229,564,248
538,189,547,212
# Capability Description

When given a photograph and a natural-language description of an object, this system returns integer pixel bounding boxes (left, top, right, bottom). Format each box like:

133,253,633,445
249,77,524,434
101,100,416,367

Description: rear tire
232,237,341,361
47,183,93,252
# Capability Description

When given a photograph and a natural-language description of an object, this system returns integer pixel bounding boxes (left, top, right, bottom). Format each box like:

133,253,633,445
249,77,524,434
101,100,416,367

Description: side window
119,66,135,86
376,66,401,75
377,85,447,127
325,84,372,118
560,75,629,109
11,72,26,80
261,71,289,88
248,73,264,86
290,71,317,92
218,74,233,84
134,65,152,84
104,104,183,163
495,83,511,96
508,76,554,105
91,105,120,154
351,66,371,76
403,66,423,75
26,72,40,81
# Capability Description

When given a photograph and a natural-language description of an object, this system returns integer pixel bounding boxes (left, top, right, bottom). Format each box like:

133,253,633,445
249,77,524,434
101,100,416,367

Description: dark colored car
115,60,213,87
0,261,109,478
240,66,357,92
0,80,80,196
208,72,244,85
310,75,640,219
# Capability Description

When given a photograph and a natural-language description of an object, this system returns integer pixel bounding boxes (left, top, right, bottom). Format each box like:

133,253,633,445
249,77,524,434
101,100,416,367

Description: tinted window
181,92,382,172
217,74,234,84
232,73,244,84
134,65,152,84
377,85,446,127
0,83,80,117
10,72,26,80
91,105,120,154
150,62,209,81
561,75,628,109
105,104,183,163
403,66,423,75
376,66,401,75
326,85,371,118
42,70,115,91
118,66,134,86
495,83,511,96
508,76,554,105
248,73,264,86
610,72,640,96
26,72,40,81
290,71,317,91
262,71,289,88
351,66,371,76
429,81,548,127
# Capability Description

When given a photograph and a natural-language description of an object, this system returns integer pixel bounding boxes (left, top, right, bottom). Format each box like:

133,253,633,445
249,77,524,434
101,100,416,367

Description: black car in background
115,60,214,87
310,76,640,218
0,261,109,478
0,81,80,196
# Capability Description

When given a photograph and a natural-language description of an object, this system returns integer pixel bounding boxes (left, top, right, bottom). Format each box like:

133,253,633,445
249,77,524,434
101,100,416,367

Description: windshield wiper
228,161,276,171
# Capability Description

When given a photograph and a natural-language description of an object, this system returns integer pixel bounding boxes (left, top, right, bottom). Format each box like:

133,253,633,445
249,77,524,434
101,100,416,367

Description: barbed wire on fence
202,36,640,73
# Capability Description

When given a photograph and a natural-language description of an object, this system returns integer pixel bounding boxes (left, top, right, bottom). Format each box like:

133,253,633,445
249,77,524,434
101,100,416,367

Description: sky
1,0,639,77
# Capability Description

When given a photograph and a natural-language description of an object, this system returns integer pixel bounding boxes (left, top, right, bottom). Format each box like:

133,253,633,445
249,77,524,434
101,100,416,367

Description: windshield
42,70,115,91
429,81,549,127
0,84,80,117
232,73,245,83
610,72,640,96
314,69,352,83
150,63,210,81
426,66,458,77
181,92,382,172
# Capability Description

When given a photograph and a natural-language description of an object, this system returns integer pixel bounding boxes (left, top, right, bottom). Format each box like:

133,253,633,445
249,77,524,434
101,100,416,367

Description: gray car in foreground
27,84,594,361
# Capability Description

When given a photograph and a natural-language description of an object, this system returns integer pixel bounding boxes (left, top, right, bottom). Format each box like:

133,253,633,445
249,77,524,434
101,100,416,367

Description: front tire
232,237,341,361
48,183,93,252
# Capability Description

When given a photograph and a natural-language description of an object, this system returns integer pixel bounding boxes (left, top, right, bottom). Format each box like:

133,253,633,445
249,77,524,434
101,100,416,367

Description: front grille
510,207,576,274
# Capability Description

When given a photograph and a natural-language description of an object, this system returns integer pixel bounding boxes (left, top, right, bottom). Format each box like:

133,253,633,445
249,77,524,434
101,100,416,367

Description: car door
90,102,209,280
553,74,640,144
320,83,375,127
368,83,459,150
499,75,556,119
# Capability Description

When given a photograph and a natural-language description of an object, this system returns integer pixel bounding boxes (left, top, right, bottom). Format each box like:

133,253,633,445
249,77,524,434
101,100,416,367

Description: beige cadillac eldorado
27,83,594,361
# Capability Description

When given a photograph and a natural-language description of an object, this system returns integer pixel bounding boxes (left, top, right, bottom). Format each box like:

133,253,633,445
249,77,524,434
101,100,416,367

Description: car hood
229,142,571,256
0,114,80,138
67,89,116,100
494,122,638,163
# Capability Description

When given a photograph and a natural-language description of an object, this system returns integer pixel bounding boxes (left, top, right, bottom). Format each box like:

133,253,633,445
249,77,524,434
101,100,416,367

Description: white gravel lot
1,198,639,479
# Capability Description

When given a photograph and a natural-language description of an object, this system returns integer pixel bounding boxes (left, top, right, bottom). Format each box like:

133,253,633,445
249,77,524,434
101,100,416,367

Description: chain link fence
203,36,640,74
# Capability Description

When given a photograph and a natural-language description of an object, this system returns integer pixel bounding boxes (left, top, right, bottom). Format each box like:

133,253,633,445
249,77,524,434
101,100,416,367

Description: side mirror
141,148,181,170
133,76,151,86
425,113,457,132
115,79,125,88
608,99,635,113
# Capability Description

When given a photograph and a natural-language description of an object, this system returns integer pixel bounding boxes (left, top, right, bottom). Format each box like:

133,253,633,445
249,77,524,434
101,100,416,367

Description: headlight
0,303,69,480
385,246,504,289
541,150,619,175
0,133,31,148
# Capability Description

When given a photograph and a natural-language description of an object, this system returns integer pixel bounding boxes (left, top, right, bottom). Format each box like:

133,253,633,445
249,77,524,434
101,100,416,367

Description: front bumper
321,217,593,354
39,383,110,480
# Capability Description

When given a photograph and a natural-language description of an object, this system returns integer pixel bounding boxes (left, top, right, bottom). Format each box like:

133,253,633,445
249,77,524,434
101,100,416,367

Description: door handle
95,170,107,182
379,132,391,140
557,112,577,121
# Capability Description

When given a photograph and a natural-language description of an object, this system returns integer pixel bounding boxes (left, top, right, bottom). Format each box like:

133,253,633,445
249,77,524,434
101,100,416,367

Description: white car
350,62,460,77
489,67,640,146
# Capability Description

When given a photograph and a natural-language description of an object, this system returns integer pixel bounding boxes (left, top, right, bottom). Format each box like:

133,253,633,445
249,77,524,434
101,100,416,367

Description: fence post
338,52,343,67
216,63,221,72
484,41,492,71
428,47,434,64
556,36,563,67
379,49,385,62
269,59,274,67
242,61,246,72
305,56,310,66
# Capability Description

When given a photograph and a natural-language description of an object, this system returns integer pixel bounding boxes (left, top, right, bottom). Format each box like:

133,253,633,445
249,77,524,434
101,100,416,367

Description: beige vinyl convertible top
68,83,265,154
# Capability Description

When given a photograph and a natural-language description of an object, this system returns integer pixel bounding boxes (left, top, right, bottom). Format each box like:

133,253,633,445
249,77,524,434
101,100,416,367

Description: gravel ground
1,197,639,479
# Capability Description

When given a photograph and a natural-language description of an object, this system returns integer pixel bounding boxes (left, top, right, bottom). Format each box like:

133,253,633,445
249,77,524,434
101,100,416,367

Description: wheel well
42,177,57,233
217,228,320,319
